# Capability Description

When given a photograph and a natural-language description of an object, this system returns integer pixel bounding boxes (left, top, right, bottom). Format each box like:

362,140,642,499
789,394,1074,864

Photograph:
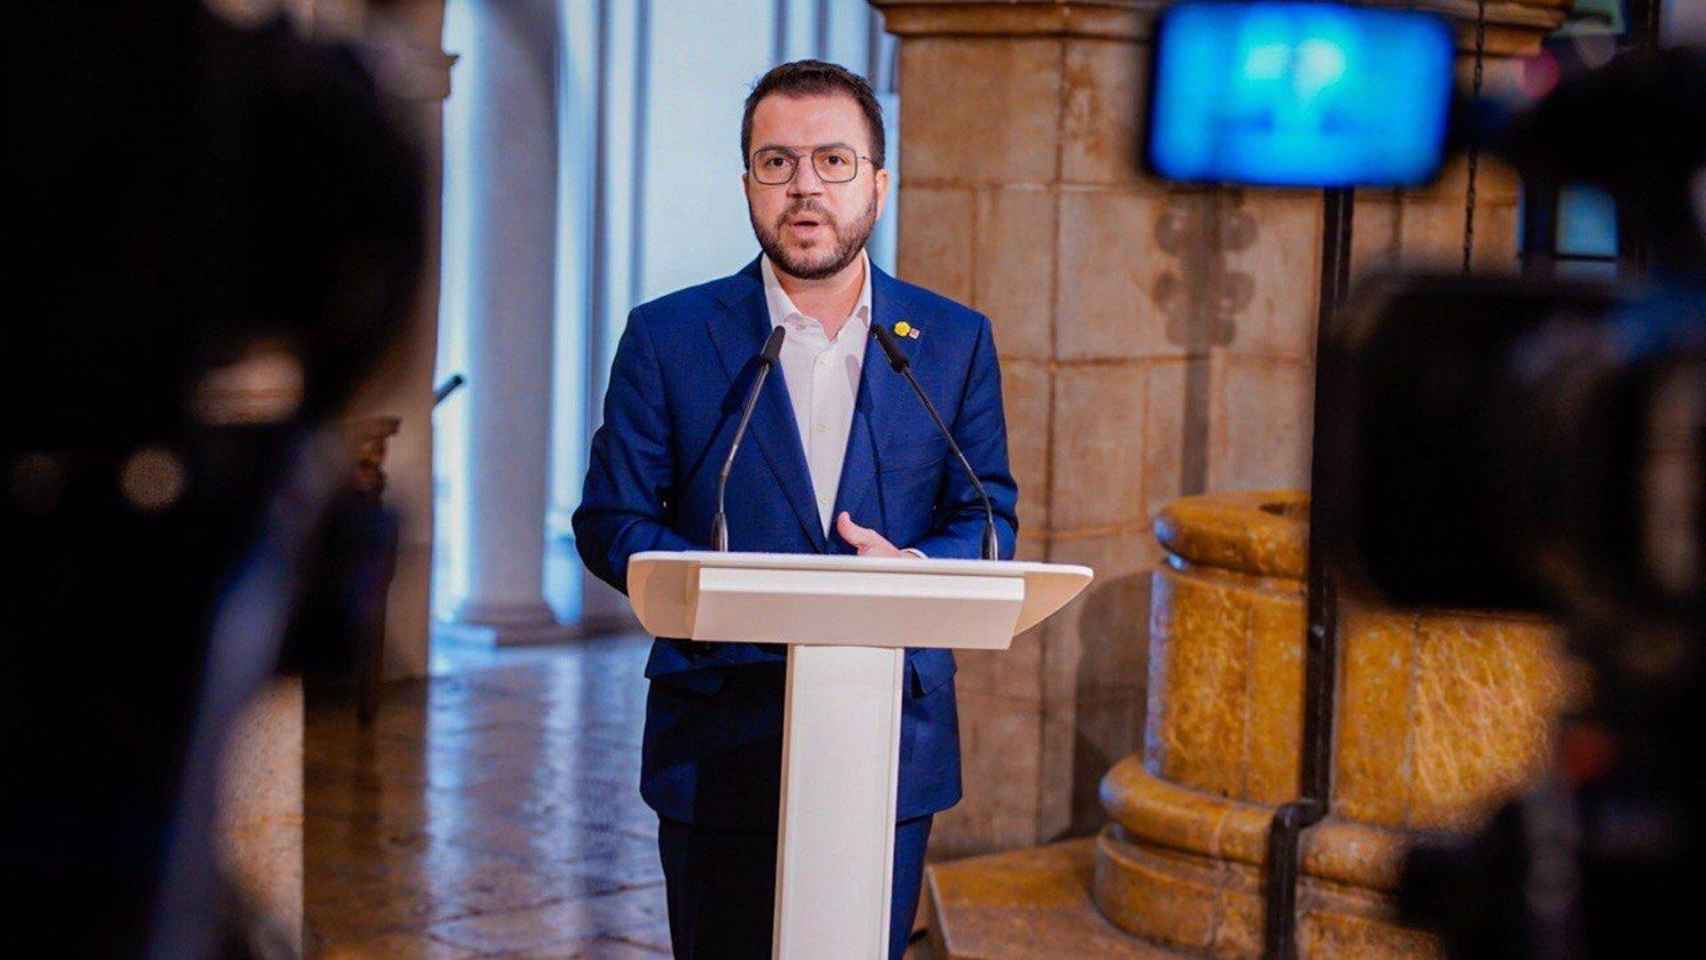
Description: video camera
1145,3,1704,956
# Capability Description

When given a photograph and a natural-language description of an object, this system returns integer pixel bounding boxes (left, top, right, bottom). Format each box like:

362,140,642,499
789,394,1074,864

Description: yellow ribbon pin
893,321,921,339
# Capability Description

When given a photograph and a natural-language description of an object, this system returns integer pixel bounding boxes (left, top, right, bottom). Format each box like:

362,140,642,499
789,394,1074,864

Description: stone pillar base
1094,759,1434,959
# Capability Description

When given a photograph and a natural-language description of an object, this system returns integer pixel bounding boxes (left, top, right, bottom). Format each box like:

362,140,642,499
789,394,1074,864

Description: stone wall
873,0,1556,858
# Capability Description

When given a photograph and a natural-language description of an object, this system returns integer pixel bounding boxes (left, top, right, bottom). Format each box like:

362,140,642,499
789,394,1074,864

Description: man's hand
836,512,905,557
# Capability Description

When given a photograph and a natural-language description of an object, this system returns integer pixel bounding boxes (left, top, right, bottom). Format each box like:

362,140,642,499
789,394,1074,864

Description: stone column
871,0,1566,860
448,0,560,637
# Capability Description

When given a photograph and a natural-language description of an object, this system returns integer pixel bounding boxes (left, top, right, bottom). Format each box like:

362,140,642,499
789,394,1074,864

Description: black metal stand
1263,185,1354,959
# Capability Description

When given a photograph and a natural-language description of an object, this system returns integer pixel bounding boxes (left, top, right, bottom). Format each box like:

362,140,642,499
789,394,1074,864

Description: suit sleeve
908,314,1020,560
572,310,697,594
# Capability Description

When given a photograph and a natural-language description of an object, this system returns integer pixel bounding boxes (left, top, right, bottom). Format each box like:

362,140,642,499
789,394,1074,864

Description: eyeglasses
749,145,875,185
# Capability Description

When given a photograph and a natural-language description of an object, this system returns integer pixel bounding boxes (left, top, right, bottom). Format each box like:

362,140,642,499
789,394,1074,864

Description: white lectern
626,550,1093,960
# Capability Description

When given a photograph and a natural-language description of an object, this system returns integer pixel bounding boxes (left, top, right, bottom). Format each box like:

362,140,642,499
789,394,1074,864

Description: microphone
711,325,786,551
870,323,1000,561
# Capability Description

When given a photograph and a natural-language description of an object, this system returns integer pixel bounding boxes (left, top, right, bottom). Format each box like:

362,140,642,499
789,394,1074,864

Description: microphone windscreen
871,322,908,371
761,325,786,364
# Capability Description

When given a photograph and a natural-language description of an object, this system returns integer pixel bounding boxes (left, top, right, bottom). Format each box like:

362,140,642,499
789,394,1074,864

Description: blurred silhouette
1313,47,1706,959
3,3,424,957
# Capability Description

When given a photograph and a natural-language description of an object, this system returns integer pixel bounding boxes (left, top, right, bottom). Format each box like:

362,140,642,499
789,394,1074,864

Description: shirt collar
760,250,873,340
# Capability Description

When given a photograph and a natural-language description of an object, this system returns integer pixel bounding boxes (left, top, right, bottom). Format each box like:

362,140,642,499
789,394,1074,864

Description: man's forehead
750,92,868,145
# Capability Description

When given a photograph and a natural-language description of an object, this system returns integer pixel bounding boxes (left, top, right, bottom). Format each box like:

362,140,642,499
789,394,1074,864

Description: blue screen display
1147,1,1455,187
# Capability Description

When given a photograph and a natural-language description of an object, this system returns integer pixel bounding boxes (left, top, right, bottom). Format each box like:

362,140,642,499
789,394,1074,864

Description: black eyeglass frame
747,144,878,185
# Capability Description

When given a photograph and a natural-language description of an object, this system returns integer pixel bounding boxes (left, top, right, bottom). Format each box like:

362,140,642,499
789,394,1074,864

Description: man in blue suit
574,60,1017,959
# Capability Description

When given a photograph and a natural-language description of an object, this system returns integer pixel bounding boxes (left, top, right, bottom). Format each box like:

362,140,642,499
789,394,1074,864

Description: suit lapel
706,260,828,551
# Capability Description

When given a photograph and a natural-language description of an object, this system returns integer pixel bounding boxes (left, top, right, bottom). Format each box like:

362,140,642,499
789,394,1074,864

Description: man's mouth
782,206,830,232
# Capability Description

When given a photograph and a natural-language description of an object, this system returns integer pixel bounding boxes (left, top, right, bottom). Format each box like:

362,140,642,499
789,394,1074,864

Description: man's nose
788,160,826,196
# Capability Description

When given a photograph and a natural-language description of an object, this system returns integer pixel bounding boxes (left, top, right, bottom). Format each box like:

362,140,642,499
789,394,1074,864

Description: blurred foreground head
3,2,424,956
1285,41,1704,960
1317,44,1706,634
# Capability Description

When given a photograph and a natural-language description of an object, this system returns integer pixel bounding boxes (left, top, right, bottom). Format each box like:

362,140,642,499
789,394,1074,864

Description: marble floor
305,634,671,959
306,633,933,958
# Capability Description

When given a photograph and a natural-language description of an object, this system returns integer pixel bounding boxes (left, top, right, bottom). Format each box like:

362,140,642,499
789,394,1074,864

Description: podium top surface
627,551,1093,646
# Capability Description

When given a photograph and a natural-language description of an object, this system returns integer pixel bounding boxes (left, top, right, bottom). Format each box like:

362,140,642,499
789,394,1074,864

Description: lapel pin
893,321,921,340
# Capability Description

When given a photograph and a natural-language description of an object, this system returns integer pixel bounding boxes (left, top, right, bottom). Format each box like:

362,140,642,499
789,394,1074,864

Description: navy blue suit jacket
573,256,1018,830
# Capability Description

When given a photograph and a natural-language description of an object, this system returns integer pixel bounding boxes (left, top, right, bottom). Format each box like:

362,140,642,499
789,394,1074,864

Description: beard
749,187,879,281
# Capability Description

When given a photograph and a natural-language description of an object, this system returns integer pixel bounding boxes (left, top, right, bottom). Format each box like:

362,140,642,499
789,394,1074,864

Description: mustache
778,201,832,224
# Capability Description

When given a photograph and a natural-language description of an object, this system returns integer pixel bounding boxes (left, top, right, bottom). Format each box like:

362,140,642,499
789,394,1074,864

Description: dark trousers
657,815,933,959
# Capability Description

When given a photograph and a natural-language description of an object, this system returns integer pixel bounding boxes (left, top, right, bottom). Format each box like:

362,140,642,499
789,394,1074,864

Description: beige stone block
1056,188,1176,361
1061,38,1153,188
1014,528,1048,563
1210,355,1313,492
1144,357,1213,520
1037,521,1150,836
1223,190,1322,360
1064,695,1143,834
898,186,975,304
955,629,1043,703
898,37,1062,185
942,689,1043,854
1038,698,1078,840
1333,606,1418,828
1048,363,1145,530
1145,190,1260,355
1144,567,1250,797
1042,529,1157,705
975,186,1056,358
1000,358,1052,538
932,806,1045,863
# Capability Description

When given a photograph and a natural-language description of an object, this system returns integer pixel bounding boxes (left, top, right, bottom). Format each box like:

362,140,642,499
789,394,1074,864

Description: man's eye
762,156,790,168
822,153,848,166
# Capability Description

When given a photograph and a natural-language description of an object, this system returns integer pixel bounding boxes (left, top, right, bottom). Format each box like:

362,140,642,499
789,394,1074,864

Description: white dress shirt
760,252,872,536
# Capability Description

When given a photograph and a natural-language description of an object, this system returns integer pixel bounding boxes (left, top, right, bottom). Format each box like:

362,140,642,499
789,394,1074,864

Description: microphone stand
711,325,787,551
871,323,1000,561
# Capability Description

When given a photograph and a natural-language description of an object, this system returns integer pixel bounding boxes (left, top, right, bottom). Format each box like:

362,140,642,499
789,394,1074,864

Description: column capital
870,0,1569,54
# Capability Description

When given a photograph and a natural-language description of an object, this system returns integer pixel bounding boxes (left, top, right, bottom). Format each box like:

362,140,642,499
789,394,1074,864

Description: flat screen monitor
1146,1,1456,187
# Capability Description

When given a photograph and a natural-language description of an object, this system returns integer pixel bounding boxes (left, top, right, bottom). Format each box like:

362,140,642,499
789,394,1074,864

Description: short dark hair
741,60,885,171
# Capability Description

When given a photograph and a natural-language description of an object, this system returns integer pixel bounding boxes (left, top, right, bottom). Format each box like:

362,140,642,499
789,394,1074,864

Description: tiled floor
305,634,671,959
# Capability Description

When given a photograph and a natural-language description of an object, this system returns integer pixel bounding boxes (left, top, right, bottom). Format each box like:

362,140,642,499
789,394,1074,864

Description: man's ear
874,166,891,220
